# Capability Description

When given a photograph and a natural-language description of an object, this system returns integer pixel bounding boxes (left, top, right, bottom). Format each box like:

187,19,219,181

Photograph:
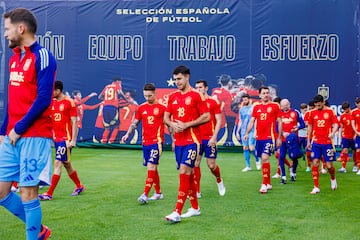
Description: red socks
47,174,61,196
69,170,82,188
194,166,201,193
175,174,190,214
262,162,271,185
312,166,319,188
210,165,222,183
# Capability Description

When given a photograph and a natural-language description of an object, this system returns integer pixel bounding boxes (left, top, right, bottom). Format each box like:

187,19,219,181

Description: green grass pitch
1,148,359,239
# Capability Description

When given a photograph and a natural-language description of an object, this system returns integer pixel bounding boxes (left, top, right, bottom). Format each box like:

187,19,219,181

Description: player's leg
257,140,273,193
279,143,287,184
19,138,52,239
0,137,26,222
310,143,321,194
249,135,260,170
242,134,251,171
322,145,337,190
204,141,225,196
193,146,202,198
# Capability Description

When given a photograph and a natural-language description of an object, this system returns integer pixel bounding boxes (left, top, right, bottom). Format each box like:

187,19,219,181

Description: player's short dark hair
242,93,250,99
300,103,308,109
258,86,269,94
4,8,37,34
113,77,122,82
313,94,324,103
195,80,208,87
55,80,63,92
143,83,155,91
308,100,315,107
173,65,190,75
342,101,350,110
355,97,360,104
273,96,282,103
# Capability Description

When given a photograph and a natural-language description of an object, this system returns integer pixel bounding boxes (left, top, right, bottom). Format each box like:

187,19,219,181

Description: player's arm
236,118,242,140
69,116,78,148
10,51,56,145
330,122,339,139
209,113,222,146
0,106,8,144
351,119,360,136
122,119,140,143
307,123,313,150
276,116,283,147
178,112,210,130
296,111,306,131
244,117,255,140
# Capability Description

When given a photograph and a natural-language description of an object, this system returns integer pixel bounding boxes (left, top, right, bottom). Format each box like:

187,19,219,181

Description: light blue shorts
0,137,52,187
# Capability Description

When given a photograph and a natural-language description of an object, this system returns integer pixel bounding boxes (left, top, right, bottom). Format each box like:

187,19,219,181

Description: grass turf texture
1,148,359,240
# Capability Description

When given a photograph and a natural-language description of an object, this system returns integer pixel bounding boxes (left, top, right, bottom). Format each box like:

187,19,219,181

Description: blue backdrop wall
0,0,359,145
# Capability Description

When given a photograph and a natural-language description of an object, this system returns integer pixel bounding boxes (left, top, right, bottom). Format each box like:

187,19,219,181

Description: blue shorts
199,140,217,159
355,136,360,149
102,105,119,127
255,139,274,158
142,143,163,166
174,143,200,169
241,132,256,147
0,137,52,187
54,141,72,162
311,143,335,162
341,138,355,150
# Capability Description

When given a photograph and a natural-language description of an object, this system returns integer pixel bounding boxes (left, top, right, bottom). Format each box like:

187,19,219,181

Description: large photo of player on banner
0,0,359,146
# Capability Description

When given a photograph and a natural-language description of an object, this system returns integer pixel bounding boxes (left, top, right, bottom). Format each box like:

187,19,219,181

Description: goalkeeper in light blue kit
236,94,261,172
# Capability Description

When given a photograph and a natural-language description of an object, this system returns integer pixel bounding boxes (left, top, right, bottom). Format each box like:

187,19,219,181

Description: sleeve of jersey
198,93,209,115
296,109,306,129
135,105,142,121
70,100,78,117
0,105,8,135
14,49,57,134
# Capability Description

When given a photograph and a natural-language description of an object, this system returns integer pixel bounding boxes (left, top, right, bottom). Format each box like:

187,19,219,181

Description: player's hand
67,140,76,148
9,129,20,146
306,142,312,150
276,138,282,148
173,120,186,133
90,92,97,97
0,135,4,144
121,135,128,144
208,136,217,147
236,133,240,140
171,142,175,152
244,134,248,141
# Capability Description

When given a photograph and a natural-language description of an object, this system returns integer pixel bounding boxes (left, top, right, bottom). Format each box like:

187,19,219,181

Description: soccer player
236,93,261,172
0,8,56,239
351,97,360,174
278,99,305,183
337,101,356,173
38,81,85,201
118,91,139,144
72,90,100,141
164,65,210,223
244,86,283,194
98,77,126,143
121,83,166,204
193,80,225,198
307,95,338,194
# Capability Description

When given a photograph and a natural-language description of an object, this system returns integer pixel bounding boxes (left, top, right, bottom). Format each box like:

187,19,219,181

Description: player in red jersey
193,80,225,198
98,78,126,143
72,90,100,141
244,86,283,194
39,81,85,200
0,8,55,239
118,91,139,144
278,99,305,184
351,97,360,174
164,65,210,223
307,95,339,194
122,83,166,204
337,101,356,173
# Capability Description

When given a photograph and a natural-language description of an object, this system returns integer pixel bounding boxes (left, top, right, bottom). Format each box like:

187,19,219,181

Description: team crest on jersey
185,96,192,105
59,104,64,111
290,112,296,118
153,108,159,115
323,112,329,119
23,59,32,71
267,107,272,113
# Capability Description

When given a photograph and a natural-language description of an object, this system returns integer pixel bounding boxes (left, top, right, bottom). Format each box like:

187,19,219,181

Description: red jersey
212,87,236,122
166,89,209,146
52,96,78,142
74,95,99,128
303,110,312,139
281,109,301,141
199,96,222,140
4,42,56,138
352,108,360,132
339,112,355,139
252,102,281,140
100,82,122,107
135,102,166,146
94,103,104,128
119,103,138,131
307,107,338,144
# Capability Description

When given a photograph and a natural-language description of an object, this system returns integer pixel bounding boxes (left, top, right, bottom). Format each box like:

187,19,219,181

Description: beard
7,36,21,49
